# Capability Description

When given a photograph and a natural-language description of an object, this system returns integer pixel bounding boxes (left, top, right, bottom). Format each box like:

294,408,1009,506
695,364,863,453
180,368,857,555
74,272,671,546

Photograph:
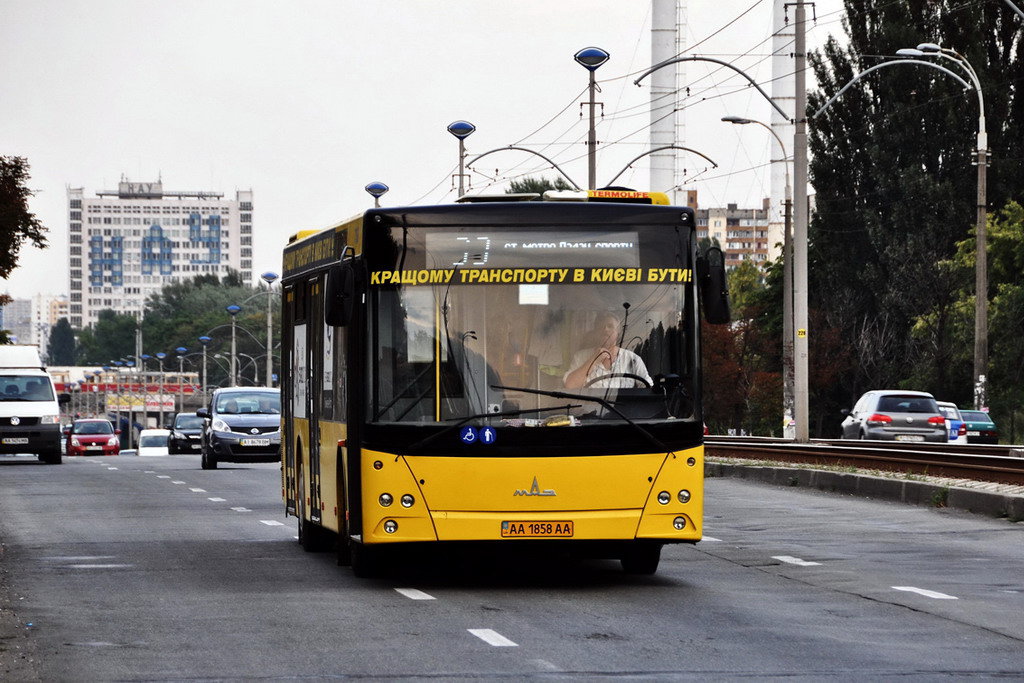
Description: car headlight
107,436,118,446
212,418,231,432
40,414,60,425
70,437,81,447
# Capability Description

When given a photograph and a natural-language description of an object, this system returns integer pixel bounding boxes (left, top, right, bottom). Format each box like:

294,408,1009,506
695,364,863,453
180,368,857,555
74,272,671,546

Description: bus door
301,277,323,523
282,284,301,516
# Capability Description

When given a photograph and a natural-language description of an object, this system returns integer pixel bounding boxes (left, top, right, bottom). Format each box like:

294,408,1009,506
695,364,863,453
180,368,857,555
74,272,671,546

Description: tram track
705,436,1024,486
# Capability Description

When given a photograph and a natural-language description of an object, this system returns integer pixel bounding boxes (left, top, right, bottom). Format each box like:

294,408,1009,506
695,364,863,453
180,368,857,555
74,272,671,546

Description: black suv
169,412,204,454
197,387,281,469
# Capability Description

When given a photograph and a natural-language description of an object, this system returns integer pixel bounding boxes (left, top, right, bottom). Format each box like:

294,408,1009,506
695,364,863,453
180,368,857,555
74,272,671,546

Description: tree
47,318,76,365
506,176,572,196
805,0,1024,435
0,157,48,281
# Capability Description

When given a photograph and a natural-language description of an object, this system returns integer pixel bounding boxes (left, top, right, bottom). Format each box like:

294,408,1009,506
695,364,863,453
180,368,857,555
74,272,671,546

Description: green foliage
0,157,48,279
47,318,76,365
506,176,572,196
805,0,1024,435
73,273,277,390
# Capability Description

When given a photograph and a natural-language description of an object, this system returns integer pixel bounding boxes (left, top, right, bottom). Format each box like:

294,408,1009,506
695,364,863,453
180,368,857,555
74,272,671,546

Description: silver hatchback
840,390,948,442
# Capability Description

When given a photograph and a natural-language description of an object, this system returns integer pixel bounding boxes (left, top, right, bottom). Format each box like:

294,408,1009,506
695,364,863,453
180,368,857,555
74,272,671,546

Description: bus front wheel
351,542,382,578
621,543,662,575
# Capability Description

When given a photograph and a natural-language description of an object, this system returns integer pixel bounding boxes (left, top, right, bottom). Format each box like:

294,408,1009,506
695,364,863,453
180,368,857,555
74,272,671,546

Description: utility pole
791,0,810,442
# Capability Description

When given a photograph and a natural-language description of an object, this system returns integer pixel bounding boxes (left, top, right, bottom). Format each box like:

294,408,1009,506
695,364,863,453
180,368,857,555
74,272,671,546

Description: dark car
64,418,121,456
960,410,999,444
840,390,948,442
169,412,204,454
197,387,280,469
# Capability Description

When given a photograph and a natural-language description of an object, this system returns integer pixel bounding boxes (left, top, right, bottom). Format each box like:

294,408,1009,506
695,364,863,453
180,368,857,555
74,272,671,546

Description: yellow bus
280,190,729,576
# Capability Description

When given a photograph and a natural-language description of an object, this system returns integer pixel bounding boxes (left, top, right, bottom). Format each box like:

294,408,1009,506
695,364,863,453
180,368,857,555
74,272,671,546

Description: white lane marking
531,659,561,672
700,536,723,542
893,586,958,600
208,497,226,502
395,588,436,601
67,564,134,569
189,488,207,493
107,467,118,470
231,507,251,512
171,480,186,484
773,555,821,567
260,520,285,526
468,629,517,647
144,470,155,473
157,475,171,479
40,556,116,561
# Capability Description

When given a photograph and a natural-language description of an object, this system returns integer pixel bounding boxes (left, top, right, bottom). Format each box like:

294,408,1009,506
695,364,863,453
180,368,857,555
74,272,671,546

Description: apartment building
68,178,253,328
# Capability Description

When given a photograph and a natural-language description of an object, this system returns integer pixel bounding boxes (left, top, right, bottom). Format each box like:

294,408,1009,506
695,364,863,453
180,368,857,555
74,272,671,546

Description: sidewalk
707,458,1024,523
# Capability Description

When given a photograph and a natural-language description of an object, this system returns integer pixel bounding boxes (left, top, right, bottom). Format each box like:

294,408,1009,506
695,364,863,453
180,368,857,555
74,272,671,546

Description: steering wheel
583,372,653,388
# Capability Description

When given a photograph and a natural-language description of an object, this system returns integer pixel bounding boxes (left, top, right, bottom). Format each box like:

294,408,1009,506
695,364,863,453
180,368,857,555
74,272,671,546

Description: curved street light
813,48,987,409
154,352,167,428
604,145,717,188
465,146,581,191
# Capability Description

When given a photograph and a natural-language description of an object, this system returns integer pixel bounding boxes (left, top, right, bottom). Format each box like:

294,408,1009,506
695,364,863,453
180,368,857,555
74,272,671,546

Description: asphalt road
1,452,1022,680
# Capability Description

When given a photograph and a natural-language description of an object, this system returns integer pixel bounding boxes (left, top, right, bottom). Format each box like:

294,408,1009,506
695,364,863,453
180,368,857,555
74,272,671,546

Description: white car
936,401,968,445
137,428,171,456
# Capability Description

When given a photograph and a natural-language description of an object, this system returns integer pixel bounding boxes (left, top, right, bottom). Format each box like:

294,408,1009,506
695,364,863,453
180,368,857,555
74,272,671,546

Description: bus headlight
673,516,687,530
677,490,691,503
400,494,415,508
657,491,670,505
379,493,393,507
383,520,398,534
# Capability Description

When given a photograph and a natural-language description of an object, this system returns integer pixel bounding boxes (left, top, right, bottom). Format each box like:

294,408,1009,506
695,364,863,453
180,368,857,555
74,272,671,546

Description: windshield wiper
490,384,675,456
406,403,582,453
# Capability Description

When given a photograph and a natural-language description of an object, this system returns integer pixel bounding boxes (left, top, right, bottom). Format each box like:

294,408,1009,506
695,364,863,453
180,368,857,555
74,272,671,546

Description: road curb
706,462,1024,522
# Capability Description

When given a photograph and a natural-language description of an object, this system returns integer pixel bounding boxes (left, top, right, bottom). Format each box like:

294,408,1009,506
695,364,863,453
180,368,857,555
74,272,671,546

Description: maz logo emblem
514,476,556,497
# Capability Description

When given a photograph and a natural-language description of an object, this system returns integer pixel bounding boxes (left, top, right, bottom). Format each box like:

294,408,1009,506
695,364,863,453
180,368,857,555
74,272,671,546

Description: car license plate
240,438,271,446
190,443,201,449
86,445,104,450
895,435,924,442
1,437,29,445
967,430,980,436
501,521,574,538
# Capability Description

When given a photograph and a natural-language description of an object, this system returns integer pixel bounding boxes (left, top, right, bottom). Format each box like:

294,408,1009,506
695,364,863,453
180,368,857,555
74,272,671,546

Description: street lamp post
816,48,985,412
447,120,476,197
226,305,241,387
722,116,795,438
176,347,188,414
112,361,124,440
261,272,278,387
198,336,211,404
155,352,167,428
574,47,610,190
364,182,388,208
123,359,136,449
914,42,989,410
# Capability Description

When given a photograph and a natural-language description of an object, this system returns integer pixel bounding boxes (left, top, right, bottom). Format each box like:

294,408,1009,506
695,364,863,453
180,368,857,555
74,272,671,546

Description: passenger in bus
563,312,652,389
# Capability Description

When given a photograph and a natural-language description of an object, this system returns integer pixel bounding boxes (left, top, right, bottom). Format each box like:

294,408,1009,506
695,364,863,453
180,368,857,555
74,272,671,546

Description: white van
0,345,69,464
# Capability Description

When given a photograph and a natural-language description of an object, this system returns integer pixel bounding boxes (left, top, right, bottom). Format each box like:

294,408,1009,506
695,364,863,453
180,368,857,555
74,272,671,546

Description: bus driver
563,312,652,389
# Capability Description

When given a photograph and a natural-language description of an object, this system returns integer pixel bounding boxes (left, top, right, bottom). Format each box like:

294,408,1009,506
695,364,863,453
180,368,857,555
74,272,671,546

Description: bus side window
325,262,355,326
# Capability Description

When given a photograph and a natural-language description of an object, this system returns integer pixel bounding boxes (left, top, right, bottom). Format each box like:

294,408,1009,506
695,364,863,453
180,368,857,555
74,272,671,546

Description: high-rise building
696,200,771,268
0,298,33,344
68,178,253,328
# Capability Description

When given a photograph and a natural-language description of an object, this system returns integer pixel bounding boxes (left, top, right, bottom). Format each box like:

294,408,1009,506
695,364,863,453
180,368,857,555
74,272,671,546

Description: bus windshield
367,223,696,427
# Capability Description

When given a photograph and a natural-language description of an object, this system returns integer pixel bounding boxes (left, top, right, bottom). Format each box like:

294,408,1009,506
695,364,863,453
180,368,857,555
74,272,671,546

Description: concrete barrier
707,461,1024,523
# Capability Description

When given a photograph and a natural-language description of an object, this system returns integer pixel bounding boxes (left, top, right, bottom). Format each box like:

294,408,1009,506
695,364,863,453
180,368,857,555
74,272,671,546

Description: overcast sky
1,0,845,301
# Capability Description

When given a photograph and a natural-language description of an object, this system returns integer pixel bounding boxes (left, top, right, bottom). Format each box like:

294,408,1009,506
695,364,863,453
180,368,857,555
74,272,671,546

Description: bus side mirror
697,247,730,325
325,262,356,326
59,393,72,405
